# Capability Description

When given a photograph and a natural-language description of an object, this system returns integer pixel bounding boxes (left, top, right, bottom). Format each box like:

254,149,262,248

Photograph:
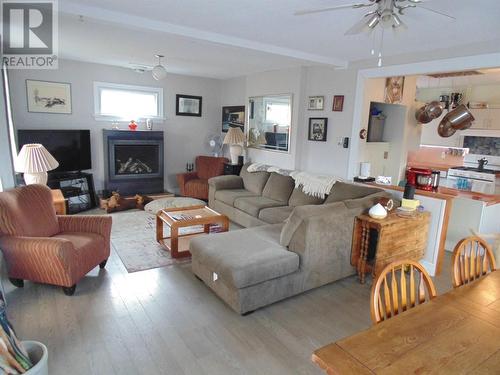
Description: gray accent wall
8,59,222,193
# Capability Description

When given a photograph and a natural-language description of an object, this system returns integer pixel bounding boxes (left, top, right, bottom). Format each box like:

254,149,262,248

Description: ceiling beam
60,1,348,68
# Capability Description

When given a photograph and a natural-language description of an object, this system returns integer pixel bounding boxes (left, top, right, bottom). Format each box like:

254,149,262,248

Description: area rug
110,210,194,273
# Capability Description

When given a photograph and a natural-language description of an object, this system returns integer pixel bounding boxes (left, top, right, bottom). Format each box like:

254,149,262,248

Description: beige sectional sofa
190,163,390,314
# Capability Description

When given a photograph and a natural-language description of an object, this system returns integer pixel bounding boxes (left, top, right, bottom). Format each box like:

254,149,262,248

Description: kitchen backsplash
463,136,500,156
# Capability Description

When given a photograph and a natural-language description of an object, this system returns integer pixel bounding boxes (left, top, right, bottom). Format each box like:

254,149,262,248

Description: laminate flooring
5,229,453,375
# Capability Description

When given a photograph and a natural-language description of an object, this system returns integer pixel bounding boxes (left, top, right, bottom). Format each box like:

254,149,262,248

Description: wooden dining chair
370,260,437,324
452,236,497,288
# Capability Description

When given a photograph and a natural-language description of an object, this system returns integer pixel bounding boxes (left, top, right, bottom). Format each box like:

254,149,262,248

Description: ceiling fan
295,0,455,35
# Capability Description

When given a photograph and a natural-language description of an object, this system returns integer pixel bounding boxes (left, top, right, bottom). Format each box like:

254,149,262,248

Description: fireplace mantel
103,130,164,195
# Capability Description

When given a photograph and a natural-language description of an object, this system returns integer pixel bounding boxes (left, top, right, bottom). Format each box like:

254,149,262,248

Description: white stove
447,165,499,195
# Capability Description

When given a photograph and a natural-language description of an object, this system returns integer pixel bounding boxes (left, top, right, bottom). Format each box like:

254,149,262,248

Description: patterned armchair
0,184,111,295
176,156,228,200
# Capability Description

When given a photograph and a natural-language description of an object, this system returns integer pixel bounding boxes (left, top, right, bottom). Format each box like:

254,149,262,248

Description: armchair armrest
208,175,243,191
177,172,199,196
0,236,76,284
57,215,112,238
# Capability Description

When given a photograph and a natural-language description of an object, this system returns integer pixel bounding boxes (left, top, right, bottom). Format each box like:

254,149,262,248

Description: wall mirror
247,94,292,152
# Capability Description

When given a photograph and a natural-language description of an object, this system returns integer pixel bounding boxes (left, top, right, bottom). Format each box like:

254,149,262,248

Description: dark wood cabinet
223,163,243,176
47,172,97,214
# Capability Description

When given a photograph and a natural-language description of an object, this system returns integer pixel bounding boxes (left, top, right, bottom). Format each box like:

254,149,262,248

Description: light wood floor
6,235,453,375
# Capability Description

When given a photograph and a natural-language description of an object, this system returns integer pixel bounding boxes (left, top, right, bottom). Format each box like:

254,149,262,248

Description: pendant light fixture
152,54,167,80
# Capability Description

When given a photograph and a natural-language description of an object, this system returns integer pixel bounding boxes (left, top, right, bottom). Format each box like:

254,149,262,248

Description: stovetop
449,166,497,174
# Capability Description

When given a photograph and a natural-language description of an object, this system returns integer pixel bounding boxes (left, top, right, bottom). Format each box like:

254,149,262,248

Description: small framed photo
308,96,324,110
222,105,245,132
176,94,202,116
332,95,344,112
26,80,72,114
308,118,328,142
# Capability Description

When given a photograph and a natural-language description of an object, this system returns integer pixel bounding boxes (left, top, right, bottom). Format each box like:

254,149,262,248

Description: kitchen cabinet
469,108,500,130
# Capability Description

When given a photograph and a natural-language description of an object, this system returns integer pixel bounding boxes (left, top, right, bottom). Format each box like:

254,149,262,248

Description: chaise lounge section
190,164,390,314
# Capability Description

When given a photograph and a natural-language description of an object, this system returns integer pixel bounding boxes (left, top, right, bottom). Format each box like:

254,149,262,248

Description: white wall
8,59,222,193
220,65,360,178
357,76,421,183
245,67,304,170
298,66,357,177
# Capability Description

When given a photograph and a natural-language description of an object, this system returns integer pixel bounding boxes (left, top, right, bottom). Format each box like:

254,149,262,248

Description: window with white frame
94,82,164,120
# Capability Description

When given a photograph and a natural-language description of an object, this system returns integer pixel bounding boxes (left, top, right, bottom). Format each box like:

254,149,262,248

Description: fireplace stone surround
103,130,164,195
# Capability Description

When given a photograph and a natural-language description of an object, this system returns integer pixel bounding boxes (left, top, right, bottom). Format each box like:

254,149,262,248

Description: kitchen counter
367,183,500,206
407,161,456,172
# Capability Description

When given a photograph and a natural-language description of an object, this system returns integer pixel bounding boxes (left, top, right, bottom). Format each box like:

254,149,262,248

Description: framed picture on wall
222,106,245,132
26,80,72,114
176,94,202,116
332,95,344,112
384,76,405,104
308,118,328,142
308,96,324,110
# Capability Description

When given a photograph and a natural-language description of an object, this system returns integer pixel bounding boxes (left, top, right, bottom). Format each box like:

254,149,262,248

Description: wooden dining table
312,271,500,374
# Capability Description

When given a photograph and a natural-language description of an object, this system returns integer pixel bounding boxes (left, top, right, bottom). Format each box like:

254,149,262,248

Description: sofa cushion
288,188,325,206
190,225,299,289
259,206,294,224
262,173,295,203
234,196,285,217
215,189,258,206
324,181,382,204
240,163,270,194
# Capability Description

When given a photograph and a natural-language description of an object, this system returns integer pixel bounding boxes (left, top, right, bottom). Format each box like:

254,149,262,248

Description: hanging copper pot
438,104,474,137
415,101,443,124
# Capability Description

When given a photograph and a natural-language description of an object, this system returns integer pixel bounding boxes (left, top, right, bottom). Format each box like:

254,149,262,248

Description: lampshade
15,144,59,173
223,127,245,144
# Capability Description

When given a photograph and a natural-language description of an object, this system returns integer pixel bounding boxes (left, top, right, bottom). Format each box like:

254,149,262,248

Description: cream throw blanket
246,163,341,198
290,171,340,198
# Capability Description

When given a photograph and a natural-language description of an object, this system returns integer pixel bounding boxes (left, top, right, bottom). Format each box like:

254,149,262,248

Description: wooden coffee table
156,205,229,258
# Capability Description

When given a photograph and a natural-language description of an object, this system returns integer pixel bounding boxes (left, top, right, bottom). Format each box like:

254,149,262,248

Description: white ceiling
58,0,500,79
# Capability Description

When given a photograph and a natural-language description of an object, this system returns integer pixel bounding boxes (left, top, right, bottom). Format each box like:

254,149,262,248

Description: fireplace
103,130,164,195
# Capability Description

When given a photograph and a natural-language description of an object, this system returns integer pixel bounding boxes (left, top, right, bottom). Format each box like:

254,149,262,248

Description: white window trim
93,81,165,121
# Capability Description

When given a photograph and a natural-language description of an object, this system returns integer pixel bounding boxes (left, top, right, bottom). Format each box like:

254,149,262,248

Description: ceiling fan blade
294,3,374,16
344,12,378,35
417,6,456,20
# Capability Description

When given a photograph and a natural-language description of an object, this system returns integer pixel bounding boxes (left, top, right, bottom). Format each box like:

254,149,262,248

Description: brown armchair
176,156,228,200
0,184,112,295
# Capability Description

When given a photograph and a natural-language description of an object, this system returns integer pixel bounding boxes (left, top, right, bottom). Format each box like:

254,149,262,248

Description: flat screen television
17,129,92,173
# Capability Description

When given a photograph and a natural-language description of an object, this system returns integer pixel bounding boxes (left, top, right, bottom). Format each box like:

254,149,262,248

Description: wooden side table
223,163,243,176
51,189,67,215
351,211,430,284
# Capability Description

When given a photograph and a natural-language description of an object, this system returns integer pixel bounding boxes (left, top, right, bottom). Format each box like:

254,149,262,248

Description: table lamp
15,143,59,185
223,127,246,164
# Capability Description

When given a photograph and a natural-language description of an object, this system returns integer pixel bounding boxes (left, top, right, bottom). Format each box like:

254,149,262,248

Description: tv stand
47,172,97,214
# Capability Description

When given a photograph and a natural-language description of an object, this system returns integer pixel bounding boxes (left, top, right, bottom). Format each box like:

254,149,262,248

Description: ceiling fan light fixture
391,13,403,28
152,54,167,80
366,13,380,30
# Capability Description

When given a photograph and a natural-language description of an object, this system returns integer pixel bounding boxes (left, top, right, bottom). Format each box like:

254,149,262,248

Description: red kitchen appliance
406,167,433,191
